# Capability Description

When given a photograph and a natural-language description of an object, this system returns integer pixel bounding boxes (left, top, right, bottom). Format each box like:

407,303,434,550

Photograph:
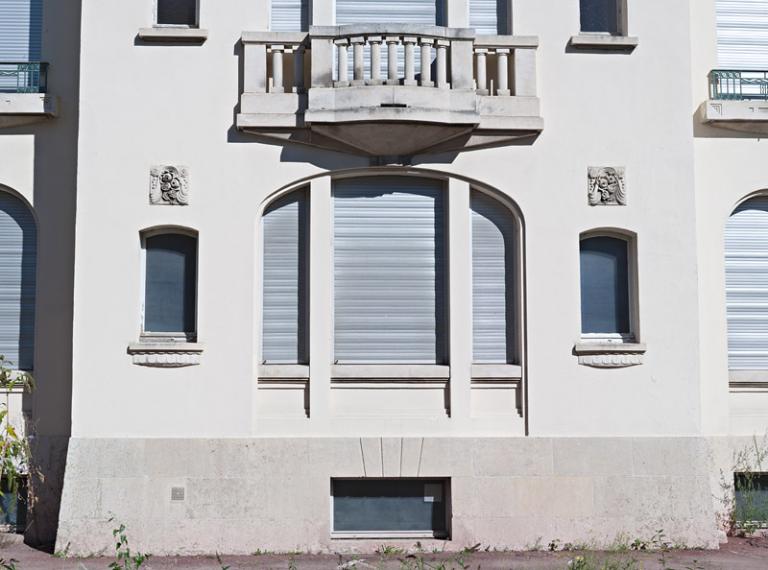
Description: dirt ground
2,535,768,570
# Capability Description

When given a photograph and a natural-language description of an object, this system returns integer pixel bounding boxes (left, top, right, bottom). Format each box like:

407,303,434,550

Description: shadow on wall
0,0,83,551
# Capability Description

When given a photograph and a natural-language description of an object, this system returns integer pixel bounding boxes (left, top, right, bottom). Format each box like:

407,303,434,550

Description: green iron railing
710,69,768,101
0,62,48,94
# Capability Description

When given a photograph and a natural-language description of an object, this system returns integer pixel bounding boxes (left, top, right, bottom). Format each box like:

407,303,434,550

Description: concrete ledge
569,34,639,51
701,99,768,134
0,93,57,128
138,27,208,43
259,364,310,379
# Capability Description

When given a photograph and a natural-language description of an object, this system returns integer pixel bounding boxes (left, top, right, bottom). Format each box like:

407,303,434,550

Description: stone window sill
259,364,310,379
730,371,768,392
573,342,646,368
331,364,450,380
127,341,204,367
569,34,638,51
138,27,208,43
471,363,522,380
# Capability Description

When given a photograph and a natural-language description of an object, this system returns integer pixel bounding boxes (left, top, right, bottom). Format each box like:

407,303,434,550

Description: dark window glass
580,236,630,335
333,479,448,535
144,233,197,334
580,0,619,34
734,473,768,523
157,0,198,26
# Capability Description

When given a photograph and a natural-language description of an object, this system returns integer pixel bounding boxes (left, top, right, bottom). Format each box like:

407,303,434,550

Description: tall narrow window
156,0,198,27
469,0,510,35
471,191,517,363
580,0,620,35
726,197,768,370
143,232,197,339
333,177,446,364
0,191,36,370
262,190,308,364
271,0,309,32
580,235,631,338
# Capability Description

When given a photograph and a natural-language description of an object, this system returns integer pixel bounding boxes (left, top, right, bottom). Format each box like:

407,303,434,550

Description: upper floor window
716,0,768,70
579,234,635,340
0,190,36,371
333,177,447,364
142,231,197,340
580,0,622,35
0,0,43,93
156,0,198,27
271,0,309,32
469,0,510,35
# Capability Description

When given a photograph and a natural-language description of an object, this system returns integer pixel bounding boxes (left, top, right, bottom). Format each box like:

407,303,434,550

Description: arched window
142,231,197,339
726,196,768,370
262,189,308,364
579,234,634,339
471,190,518,363
0,191,36,370
333,177,447,364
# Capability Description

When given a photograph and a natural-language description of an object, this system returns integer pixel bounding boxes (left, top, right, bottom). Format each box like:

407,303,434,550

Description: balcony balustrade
237,25,542,157
702,69,768,134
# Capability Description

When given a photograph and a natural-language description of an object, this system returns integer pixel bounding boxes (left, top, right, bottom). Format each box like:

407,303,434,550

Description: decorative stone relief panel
150,165,189,205
588,167,626,206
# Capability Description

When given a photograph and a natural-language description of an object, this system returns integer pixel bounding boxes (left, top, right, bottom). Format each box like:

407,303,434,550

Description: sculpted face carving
588,167,626,206
150,166,190,205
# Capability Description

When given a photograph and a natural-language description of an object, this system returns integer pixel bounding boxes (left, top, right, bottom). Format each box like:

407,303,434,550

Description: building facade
2,0,768,554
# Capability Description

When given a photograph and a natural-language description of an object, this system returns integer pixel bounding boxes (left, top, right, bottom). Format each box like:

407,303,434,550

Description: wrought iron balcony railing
0,62,48,94
710,69,768,101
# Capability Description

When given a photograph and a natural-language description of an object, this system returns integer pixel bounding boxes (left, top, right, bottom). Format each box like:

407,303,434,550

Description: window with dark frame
580,235,631,336
332,479,449,536
156,0,198,27
144,233,197,338
580,0,620,35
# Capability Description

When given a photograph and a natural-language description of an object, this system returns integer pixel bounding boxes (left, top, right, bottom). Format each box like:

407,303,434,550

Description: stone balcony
701,69,768,134
0,62,58,129
236,25,542,157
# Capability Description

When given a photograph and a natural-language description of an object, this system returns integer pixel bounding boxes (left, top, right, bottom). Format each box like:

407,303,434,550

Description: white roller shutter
335,0,439,80
716,0,768,69
0,192,36,371
271,0,309,32
470,0,506,35
0,0,43,92
726,196,768,370
334,177,446,364
471,191,516,363
262,190,308,364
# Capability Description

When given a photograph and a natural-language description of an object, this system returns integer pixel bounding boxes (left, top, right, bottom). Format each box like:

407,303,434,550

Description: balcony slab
0,93,58,128
701,99,768,134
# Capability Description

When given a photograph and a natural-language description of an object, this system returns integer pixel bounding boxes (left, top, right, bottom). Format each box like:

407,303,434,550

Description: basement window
734,473,768,527
331,479,450,538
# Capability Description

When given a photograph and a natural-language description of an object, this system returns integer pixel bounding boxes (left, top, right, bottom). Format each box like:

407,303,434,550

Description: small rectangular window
144,233,197,338
580,0,620,35
734,473,768,526
332,479,449,537
580,235,631,337
157,0,198,27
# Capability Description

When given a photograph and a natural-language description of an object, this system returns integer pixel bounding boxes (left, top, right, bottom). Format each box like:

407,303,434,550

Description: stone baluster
369,36,383,85
403,37,417,86
271,44,285,93
351,36,366,86
475,48,488,95
496,48,510,96
420,39,433,87
335,38,349,87
436,39,449,89
386,36,400,85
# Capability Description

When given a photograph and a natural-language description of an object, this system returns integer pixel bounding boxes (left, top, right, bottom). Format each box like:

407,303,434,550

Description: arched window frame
578,228,639,344
139,226,199,342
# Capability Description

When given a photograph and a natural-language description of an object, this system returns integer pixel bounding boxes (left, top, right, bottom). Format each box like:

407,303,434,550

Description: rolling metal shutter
716,0,768,69
334,177,446,364
262,190,308,364
471,191,516,363
335,0,439,79
271,0,309,32
0,192,36,371
726,197,768,370
470,0,507,35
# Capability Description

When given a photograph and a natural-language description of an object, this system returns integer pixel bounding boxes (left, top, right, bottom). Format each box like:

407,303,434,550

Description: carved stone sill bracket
573,342,646,368
127,342,204,367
